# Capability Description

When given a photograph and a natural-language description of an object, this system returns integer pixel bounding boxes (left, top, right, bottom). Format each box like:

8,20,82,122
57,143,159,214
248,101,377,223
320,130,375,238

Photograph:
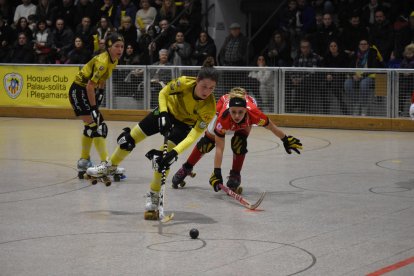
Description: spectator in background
288,38,322,113
36,0,54,28
156,0,177,24
218,22,250,66
118,15,138,49
135,0,157,40
75,16,94,53
14,0,37,26
176,0,202,45
398,43,414,116
119,43,141,65
33,19,54,64
0,15,14,62
51,0,76,31
93,39,106,56
322,40,350,115
262,30,292,66
394,12,414,60
98,0,115,25
93,15,115,52
277,0,299,58
344,38,384,116
148,19,176,62
113,0,137,29
149,48,172,106
0,0,14,26
74,0,96,27
248,55,275,112
310,13,339,57
295,0,316,36
15,17,33,43
168,31,192,65
369,9,394,62
192,30,217,66
361,0,383,27
6,32,35,64
336,0,364,28
339,14,369,58
138,23,159,64
51,18,74,64
66,36,91,64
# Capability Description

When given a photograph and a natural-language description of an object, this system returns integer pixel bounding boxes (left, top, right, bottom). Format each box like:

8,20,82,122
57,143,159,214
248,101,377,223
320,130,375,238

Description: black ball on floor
189,228,199,239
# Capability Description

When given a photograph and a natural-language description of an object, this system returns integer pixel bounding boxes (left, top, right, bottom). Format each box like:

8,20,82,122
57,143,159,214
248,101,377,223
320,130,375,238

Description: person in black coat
192,30,216,66
7,32,35,64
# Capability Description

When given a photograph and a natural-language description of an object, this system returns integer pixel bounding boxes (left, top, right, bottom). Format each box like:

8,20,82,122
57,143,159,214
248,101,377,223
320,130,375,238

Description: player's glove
158,112,172,136
409,103,414,119
281,135,302,154
209,168,223,192
95,88,105,106
158,149,178,172
90,105,102,125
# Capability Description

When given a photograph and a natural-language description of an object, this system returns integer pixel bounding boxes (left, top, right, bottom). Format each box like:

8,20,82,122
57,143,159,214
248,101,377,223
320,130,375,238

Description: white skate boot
85,160,116,186
112,167,126,182
144,191,159,220
77,158,93,179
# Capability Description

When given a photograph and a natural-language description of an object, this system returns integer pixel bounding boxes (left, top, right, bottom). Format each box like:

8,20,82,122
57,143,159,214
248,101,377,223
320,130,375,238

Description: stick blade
160,213,174,223
248,191,266,210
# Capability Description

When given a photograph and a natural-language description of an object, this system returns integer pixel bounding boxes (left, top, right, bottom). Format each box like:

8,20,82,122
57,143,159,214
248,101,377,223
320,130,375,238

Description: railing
109,65,414,119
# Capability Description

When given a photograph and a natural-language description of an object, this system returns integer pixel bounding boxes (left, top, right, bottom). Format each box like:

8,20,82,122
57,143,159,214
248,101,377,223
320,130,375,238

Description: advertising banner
0,65,80,107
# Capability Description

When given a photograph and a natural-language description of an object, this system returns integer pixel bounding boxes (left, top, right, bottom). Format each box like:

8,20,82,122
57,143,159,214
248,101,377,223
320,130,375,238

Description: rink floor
0,117,413,276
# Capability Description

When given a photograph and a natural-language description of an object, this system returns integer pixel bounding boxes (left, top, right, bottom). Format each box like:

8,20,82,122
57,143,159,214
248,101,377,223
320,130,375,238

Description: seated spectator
262,30,292,66
0,0,14,26
322,40,350,115
149,48,172,106
98,0,115,25
394,12,414,60
0,15,14,62
168,31,192,65
288,38,322,114
339,14,369,58
13,0,37,26
66,36,91,64
35,0,55,28
148,19,176,61
113,0,137,29
119,43,141,65
33,19,54,64
74,0,96,27
93,39,106,56
6,32,35,63
135,0,157,40
277,0,299,57
156,0,177,24
361,0,386,27
369,9,394,63
117,15,138,49
218,22,250,66
93,15,115,52
15,17,33,42
310,12,339,56
51,18,74,64
344,38,384,116
75,16,94,53
398,43,414,116
295,0,316,36
137,24,160,64
192,30,217,66
248,55,274,112
176,0,202,45
51,0,76,31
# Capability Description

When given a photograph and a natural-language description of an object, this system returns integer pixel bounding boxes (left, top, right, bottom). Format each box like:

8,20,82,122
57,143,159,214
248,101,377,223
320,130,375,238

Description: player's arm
265,119,302,155
86,80,97,107
264,119,286,139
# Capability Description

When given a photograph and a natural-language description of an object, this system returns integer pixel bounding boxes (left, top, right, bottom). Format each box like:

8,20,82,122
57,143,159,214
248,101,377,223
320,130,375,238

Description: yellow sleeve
90,59,108,84
173,126,204,154
158,83,170,113
158,76,191,112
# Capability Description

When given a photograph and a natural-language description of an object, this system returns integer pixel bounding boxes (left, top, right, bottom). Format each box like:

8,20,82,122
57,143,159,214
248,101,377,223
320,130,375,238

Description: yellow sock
149,140,176,192
93,137,108,161
81,135,93,159
111,124,147,165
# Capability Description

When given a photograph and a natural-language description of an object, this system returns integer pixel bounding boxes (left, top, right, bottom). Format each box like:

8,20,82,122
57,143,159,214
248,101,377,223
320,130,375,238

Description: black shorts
69,83,92,116
139,108,193,146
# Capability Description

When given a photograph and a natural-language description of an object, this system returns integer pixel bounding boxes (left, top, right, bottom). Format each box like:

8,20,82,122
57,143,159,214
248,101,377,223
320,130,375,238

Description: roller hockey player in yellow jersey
87,58,219,218
69,33,125,183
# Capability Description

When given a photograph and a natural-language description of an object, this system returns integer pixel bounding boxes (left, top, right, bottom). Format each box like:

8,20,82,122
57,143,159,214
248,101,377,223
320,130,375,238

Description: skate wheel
91,179,98,185
236,186,243,194
190,172,196,178
103,177,111,186
172,182,179,189
78,171,85,179
113,174,121,182
83,173,91,180
144,210,159,220
179,181,186,188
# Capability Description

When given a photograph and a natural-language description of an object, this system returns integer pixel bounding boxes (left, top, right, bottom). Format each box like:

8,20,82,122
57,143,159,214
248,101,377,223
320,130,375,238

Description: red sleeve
249,106,269,127
215,95,226,114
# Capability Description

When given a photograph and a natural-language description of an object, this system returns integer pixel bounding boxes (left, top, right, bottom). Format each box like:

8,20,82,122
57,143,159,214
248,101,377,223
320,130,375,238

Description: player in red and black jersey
172,87,303,193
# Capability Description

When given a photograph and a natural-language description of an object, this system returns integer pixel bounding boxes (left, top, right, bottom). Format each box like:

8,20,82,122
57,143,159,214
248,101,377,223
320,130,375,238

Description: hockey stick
218,184,266,210
158,135,174,223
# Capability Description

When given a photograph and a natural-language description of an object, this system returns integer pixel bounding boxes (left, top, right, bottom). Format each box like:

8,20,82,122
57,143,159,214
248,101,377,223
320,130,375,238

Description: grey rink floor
0,117,414,276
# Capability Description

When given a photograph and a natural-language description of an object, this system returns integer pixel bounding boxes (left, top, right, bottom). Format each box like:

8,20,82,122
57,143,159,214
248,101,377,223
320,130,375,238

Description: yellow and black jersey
73,51,117,87
159,76,216,154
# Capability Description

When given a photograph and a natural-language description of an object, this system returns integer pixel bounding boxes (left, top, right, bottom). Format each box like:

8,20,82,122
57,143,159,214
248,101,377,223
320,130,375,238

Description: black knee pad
231,133,248,155
83,124,94,138
196,135,215,153
95,122,108,138
117,127,136,151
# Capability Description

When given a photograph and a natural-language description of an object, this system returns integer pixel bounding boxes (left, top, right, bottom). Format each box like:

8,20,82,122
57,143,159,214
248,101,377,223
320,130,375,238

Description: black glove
158,112,172,136
281,135,302,154
209,168,223,192
158,149,178,172
95,88,104,106
90,105,102,125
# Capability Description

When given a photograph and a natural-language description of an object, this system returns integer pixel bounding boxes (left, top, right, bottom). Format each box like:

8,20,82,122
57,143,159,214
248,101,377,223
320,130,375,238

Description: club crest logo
4,73,23,99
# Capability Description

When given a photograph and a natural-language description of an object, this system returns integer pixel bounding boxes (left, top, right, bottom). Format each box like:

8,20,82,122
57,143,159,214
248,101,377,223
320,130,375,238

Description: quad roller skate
227,170,243,194
77,158,93,179
144,191,160,220
171,164,196,189
85,161,125,186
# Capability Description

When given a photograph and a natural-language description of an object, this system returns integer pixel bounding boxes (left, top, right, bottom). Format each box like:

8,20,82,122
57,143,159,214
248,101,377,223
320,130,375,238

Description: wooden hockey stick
218,184,266,210
158,135,174,222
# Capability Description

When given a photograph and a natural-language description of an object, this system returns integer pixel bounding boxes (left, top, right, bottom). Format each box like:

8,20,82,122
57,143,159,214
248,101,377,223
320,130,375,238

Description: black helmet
105,33,124,49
